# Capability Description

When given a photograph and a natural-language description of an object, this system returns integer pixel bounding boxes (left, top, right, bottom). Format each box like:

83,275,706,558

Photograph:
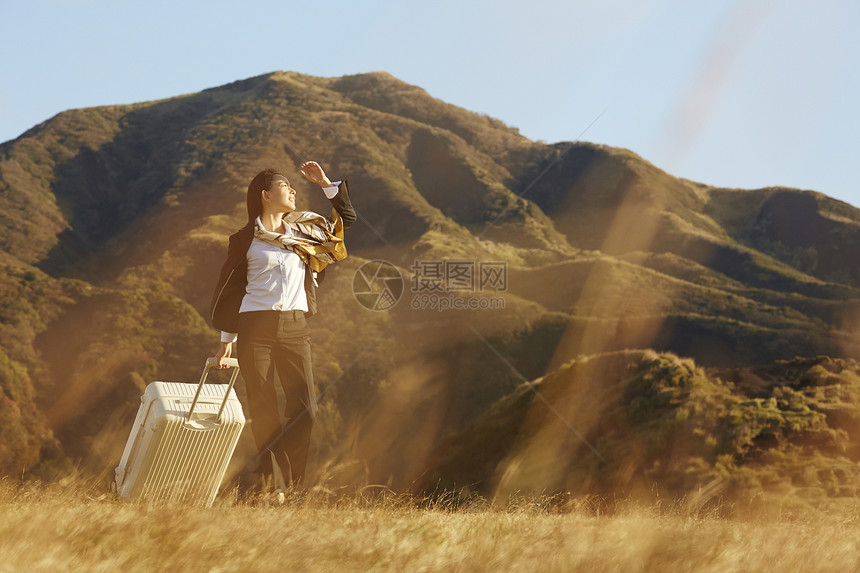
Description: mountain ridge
0,71,858,505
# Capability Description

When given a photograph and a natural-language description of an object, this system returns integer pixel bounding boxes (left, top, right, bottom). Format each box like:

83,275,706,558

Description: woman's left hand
300,161,333,188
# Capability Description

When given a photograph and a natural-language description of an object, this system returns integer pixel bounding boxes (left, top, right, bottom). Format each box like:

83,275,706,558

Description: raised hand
300,161,333,188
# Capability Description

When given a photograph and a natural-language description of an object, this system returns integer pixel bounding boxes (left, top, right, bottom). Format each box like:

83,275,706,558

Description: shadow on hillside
709,189,860,288
34,83,262,279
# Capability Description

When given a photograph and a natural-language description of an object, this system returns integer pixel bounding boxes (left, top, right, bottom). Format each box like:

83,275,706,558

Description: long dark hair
246,168,288,223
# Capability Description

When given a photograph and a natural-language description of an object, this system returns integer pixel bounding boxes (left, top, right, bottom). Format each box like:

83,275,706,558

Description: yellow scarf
254,208,347,272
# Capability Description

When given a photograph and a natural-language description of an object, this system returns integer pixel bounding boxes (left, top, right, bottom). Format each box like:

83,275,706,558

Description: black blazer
210,180,356,333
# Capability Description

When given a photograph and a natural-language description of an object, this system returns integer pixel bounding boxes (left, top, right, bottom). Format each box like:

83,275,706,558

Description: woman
210,161,356,489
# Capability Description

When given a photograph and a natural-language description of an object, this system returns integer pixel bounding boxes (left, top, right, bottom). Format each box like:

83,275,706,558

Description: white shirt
242,234,309,310
221,182,341,344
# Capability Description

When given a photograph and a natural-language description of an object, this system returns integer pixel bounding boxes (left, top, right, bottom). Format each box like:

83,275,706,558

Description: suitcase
114,357,245,506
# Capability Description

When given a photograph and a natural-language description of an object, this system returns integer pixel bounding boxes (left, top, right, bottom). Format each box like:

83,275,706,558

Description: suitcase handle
186,357,240,425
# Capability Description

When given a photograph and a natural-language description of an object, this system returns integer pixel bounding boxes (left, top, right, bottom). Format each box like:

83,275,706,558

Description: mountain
0,71,858,507
427,350,860,513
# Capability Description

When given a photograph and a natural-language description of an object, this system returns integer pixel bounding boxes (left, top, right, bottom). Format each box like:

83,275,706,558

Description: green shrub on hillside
434,351,860,511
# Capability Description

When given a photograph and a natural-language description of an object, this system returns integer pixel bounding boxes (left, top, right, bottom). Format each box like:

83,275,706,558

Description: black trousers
236,310,317,488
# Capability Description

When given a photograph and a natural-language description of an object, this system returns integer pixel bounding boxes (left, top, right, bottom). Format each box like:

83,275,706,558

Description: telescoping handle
186,357,240,424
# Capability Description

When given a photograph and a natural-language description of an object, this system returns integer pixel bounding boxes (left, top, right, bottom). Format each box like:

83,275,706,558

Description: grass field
2,480,860,572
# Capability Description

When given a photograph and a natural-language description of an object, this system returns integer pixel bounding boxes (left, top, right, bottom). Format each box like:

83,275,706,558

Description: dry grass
2,479,860,573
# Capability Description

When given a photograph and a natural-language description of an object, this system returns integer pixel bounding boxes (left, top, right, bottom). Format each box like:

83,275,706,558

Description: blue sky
2,0,858,207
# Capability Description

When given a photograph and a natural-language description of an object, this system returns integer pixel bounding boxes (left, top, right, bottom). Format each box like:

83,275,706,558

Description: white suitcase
114,357,245,506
